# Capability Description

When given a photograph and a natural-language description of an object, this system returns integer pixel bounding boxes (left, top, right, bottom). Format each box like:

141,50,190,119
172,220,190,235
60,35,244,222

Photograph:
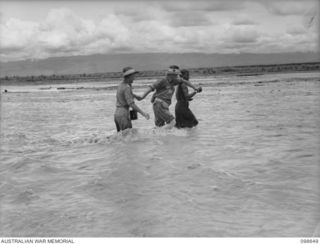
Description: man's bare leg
163,119,176,129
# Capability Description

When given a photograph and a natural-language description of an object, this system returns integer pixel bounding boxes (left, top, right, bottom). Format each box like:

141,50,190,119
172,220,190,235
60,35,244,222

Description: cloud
265,1,315,16
0,18,39,50
0,1,318,62
162,1,245,12
232,18,257,26
231,30,259,43
112,2,166,22
222,25,260,44
286,25,308,35
169,11,212,27
0,8,133,61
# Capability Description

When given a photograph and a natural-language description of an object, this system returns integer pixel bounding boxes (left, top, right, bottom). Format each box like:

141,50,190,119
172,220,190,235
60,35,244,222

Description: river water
1,72,319,237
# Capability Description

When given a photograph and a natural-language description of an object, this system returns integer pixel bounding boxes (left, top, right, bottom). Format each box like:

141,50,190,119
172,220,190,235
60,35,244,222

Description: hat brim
123,69,139,77
166,71,181,75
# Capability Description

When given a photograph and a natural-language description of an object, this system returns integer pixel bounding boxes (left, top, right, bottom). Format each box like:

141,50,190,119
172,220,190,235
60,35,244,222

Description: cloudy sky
0,0,318,62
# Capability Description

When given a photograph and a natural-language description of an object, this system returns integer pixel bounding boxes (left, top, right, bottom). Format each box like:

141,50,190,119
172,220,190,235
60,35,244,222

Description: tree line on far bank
1,62,319,83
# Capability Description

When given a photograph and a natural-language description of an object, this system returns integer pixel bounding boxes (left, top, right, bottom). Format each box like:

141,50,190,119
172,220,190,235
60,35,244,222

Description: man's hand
134,94,143,101
196,86,202,93
143,112,150,120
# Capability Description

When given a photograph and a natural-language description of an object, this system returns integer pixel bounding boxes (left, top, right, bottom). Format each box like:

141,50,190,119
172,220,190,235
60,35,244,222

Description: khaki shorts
153,99,175,127
114,107,132,132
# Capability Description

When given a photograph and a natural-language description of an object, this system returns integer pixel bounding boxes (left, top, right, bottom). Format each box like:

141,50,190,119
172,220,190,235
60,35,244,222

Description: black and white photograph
0,0,319,239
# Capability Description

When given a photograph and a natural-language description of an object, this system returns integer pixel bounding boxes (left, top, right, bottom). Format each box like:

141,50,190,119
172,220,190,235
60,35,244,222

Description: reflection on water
0,72,320,236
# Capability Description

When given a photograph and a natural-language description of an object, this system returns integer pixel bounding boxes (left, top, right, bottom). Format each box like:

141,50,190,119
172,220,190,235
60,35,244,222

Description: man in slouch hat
114,67,150,132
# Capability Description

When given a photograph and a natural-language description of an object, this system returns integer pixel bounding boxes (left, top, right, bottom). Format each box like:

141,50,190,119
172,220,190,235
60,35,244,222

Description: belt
116,105,129,109
153,97,169,107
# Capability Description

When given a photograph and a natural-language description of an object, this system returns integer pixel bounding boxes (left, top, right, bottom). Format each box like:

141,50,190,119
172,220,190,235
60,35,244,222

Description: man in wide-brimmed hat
114,66,150,132
138,65,202,128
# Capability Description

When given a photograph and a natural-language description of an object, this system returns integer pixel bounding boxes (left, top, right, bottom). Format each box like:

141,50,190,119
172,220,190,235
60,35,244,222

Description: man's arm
124,86,149,120
180,84,196,100
139,79,164,100
186,91,197,100
130,103,150,120
180,78,200,92
140,87,153,100
133,93,143,101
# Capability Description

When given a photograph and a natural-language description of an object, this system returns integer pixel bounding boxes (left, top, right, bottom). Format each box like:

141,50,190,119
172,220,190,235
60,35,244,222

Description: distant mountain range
0,52,319,77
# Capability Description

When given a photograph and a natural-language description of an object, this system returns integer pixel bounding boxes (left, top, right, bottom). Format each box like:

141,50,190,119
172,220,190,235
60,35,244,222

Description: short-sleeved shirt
116,82,134,109
150,78,182,105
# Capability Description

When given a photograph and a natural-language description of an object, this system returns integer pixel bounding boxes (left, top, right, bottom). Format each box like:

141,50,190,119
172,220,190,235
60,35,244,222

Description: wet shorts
153,99,175,127
114,107,132,132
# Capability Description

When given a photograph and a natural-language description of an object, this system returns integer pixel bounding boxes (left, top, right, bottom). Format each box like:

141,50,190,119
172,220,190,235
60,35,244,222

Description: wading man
138,65,201,128
114,67,150,132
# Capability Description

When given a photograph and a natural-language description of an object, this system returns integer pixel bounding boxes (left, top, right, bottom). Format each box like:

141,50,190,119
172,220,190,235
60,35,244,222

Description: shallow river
1,72,319,237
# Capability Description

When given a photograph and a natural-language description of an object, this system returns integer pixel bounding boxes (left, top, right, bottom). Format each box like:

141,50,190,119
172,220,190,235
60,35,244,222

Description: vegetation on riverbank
1,62,319,85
